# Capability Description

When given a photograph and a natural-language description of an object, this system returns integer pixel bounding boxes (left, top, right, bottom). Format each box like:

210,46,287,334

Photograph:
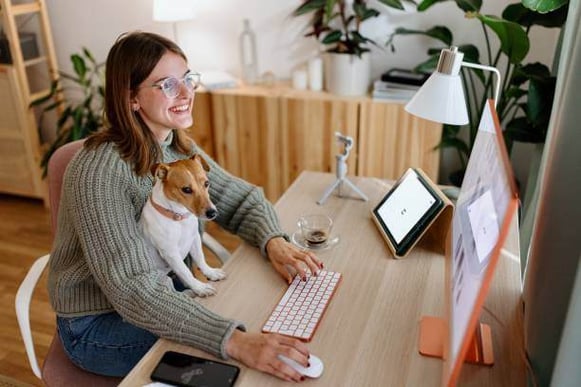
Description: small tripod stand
317,132,369,205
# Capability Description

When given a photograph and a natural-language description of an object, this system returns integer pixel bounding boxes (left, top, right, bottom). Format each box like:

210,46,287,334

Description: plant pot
324,52,370,96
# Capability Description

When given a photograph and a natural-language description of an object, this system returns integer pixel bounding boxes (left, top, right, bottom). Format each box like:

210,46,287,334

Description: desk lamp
405,46,501,125
405,46,501,200
152,0,196,44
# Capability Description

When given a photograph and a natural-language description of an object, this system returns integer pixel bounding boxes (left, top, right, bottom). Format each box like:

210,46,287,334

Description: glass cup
298,214,333,247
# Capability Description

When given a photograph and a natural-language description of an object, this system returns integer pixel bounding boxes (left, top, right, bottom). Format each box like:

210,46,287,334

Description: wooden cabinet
358,100,442,180
193,84,442,202
0,66,44,197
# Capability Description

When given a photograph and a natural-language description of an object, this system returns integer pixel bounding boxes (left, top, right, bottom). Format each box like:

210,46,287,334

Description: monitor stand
418,316,494,365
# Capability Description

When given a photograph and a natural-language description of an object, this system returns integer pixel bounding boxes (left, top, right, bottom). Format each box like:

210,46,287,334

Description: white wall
44,0,560,185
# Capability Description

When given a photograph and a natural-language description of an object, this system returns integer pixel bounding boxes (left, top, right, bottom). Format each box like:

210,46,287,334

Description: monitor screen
444,100,519,385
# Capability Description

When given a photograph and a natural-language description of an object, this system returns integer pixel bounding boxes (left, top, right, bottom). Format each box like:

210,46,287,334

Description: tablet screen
373,169,444,255
376,173,437,243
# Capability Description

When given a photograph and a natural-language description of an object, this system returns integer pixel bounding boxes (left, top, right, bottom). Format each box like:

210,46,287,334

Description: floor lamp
152,0,196,45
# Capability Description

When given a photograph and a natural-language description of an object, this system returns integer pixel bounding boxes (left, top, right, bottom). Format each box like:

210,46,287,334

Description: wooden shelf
0,0,58,202
12,2,41,16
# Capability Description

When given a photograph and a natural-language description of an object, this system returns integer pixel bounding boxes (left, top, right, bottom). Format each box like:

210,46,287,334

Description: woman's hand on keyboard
266,237,324,284
226,330,310,382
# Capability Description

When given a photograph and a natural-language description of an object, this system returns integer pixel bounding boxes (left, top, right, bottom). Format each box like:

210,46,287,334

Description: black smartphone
150,351,240,387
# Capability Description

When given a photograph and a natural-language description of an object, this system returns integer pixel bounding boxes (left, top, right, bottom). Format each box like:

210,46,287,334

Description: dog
140,154,226,297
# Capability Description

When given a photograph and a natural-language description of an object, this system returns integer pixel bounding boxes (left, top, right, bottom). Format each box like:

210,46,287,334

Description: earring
132,105,139,112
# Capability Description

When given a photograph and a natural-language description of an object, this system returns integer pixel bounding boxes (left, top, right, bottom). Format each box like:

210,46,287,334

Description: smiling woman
46,31,325,382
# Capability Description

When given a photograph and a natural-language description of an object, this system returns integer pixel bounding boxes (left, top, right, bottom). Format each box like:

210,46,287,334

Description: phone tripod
317,132,369,205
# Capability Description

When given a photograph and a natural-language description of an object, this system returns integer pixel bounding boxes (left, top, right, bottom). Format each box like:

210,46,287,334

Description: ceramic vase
324,52,371,96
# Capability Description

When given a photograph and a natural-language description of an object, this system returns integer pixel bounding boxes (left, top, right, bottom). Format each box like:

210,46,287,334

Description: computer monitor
419,99,519,386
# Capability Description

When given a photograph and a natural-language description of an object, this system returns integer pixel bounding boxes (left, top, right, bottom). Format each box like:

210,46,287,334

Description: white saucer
291,230,340,252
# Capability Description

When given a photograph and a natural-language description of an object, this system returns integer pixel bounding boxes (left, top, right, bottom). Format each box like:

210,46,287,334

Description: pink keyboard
262,270,342,342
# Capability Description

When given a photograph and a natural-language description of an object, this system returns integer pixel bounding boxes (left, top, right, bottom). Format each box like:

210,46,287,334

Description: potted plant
31,48,104,176
386,0,568,187
292,0,411,96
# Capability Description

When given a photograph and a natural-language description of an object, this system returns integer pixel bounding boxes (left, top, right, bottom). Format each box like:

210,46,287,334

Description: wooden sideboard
189,84,442,202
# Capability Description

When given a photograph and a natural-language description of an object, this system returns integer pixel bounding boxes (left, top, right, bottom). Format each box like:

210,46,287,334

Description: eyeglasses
147,71,201,98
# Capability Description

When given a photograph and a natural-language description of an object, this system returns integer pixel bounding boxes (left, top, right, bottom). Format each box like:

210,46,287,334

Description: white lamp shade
153,0,196,22
405,72,469,125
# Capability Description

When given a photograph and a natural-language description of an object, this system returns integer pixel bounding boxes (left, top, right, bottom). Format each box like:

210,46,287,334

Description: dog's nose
205,208,218,220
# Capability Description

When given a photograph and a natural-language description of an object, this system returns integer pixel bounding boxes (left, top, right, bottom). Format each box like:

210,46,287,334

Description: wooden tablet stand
372,168,454,259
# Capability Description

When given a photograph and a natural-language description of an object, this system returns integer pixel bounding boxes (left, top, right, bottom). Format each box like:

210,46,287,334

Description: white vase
324,52,371,96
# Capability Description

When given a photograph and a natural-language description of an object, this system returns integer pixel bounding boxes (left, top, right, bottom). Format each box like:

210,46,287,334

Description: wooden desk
121,171,524,386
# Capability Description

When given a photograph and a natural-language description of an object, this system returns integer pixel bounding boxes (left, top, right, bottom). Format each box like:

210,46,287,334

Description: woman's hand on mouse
266,237,323,283
226,330,309,382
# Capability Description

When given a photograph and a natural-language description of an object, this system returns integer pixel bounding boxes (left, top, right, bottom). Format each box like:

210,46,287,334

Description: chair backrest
47,139,85,233
42,139,121,385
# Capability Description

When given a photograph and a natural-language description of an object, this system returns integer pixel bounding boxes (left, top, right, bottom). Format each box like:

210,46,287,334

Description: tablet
372,168,444,257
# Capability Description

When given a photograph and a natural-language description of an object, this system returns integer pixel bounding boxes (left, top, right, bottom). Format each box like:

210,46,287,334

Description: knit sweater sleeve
60,144,244,359
193,145,289,255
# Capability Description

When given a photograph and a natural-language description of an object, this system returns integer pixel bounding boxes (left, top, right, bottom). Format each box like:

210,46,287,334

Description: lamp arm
461,61,501,108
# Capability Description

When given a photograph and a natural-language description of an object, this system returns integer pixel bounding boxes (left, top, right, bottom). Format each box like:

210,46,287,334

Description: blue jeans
57,274,188,376
57,312,158,377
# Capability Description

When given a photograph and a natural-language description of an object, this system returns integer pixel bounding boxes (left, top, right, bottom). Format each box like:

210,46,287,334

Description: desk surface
121,171,524,386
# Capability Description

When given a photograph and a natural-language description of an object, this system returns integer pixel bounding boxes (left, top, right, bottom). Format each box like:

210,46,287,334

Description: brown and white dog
140,154,226,297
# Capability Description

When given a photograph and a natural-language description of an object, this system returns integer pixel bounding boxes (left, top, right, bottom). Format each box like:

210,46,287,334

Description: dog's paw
203,267,227,281
190,282,217,297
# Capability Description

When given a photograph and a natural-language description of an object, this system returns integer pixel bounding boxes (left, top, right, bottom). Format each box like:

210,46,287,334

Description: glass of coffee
298,214,333,247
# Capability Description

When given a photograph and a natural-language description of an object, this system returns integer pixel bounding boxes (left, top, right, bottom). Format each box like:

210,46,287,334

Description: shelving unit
0,0,59,202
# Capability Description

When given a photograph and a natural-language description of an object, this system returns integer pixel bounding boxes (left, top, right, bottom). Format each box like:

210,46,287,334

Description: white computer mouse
278,354,324,378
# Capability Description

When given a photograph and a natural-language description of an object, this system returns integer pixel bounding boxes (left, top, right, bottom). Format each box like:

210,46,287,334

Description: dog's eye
204,181,210,188
181,187,193,194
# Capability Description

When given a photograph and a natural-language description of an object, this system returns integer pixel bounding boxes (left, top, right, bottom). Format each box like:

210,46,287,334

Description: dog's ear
191,154,210,172
151,163,169,180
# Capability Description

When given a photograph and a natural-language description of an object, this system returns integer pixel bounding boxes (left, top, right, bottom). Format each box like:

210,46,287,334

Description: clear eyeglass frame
149,71,201,98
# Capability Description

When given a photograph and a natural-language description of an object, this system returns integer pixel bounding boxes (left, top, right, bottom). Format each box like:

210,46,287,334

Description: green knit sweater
48,133,287,359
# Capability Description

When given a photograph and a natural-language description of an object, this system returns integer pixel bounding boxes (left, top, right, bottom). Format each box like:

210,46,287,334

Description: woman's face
132,51,195,142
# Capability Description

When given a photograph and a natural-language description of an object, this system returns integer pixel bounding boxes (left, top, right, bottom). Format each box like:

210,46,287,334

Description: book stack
371,69,430,101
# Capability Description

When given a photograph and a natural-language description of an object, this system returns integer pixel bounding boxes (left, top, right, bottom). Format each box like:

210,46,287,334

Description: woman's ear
130,96,140,112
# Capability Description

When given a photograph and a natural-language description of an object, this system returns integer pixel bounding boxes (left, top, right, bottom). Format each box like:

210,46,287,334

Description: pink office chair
15,140,121,386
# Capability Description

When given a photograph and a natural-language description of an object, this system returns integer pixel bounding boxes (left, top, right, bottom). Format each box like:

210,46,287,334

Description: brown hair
85,31,192,175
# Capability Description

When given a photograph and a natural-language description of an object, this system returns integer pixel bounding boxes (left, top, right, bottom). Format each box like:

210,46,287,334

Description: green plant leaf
414,55,439,73
377,0,405,11
505,116,546,143
82,46,97,65
71,53,87,78
324,0,337,23
417,0,448,12
503,2,567,28
293,0,327,16
522,0,568,13
322,29,343,44
505,86,527,99
477,14,529,63
527,76,556,126
455,0,482,12
387,26,453,47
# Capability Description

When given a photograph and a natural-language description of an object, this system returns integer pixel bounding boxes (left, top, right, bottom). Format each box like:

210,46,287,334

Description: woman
48,31,322,382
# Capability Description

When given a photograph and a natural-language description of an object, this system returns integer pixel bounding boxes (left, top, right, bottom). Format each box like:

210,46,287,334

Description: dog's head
151,154,217,220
